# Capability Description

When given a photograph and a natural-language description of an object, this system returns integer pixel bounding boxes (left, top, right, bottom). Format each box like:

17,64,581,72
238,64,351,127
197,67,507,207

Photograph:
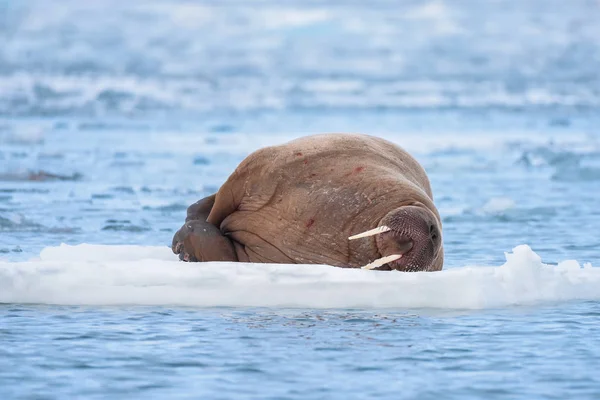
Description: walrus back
268,134,433,199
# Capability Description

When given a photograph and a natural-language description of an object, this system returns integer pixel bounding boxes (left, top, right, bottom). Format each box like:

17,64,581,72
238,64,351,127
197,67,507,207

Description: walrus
172,133,443,271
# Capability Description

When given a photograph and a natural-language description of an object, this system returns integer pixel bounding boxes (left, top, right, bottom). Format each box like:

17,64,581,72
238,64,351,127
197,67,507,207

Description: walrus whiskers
361,254,402,270
348,225,391,240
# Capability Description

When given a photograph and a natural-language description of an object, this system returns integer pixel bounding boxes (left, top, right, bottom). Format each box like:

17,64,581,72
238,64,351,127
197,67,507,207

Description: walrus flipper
173,219,238,262
172,194,238,262
185,193,216,222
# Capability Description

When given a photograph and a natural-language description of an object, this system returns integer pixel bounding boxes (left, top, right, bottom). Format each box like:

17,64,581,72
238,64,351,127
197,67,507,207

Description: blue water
3,304,600,399
2,0,600,398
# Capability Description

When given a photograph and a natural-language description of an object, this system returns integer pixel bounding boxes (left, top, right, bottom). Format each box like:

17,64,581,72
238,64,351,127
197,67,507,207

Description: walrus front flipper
172,219,238,262
172,194,238,262
185,193,216,222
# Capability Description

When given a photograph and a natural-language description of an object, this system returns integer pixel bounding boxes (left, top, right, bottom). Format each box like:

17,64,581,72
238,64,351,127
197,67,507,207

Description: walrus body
172,134,444,271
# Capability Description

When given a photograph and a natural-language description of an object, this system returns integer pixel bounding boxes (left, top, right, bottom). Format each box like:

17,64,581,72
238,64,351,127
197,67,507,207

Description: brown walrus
172,133,443,271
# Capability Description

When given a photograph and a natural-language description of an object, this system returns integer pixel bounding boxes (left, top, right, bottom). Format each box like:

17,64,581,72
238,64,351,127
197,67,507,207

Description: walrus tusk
348,225,391,240
361,254,402,270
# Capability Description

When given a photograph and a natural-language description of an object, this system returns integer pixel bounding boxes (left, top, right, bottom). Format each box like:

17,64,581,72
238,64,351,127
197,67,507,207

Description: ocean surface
2,0,600,398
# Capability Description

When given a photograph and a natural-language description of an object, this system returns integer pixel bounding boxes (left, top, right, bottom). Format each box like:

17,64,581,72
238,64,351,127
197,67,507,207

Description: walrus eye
361,254,402,270
348,225,391,240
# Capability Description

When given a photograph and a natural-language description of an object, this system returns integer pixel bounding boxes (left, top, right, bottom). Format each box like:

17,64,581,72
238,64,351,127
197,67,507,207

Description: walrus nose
429,224,439,243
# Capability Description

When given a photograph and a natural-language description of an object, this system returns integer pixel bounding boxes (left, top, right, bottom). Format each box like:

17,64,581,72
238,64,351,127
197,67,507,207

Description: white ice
1,244,598,309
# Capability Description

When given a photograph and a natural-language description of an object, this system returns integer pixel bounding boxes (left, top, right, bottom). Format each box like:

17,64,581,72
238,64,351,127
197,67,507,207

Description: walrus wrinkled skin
172,133,444,271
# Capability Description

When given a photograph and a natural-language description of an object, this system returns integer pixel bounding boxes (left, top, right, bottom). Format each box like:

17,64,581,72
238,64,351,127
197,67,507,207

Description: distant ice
2,0,599,116
0,244,598,309
479,197,516,214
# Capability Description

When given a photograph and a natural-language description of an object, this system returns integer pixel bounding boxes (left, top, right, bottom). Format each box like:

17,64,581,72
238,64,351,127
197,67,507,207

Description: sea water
1,1,600,399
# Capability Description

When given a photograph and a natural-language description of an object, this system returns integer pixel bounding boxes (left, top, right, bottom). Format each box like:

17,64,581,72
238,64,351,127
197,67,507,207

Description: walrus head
349,205,442,272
